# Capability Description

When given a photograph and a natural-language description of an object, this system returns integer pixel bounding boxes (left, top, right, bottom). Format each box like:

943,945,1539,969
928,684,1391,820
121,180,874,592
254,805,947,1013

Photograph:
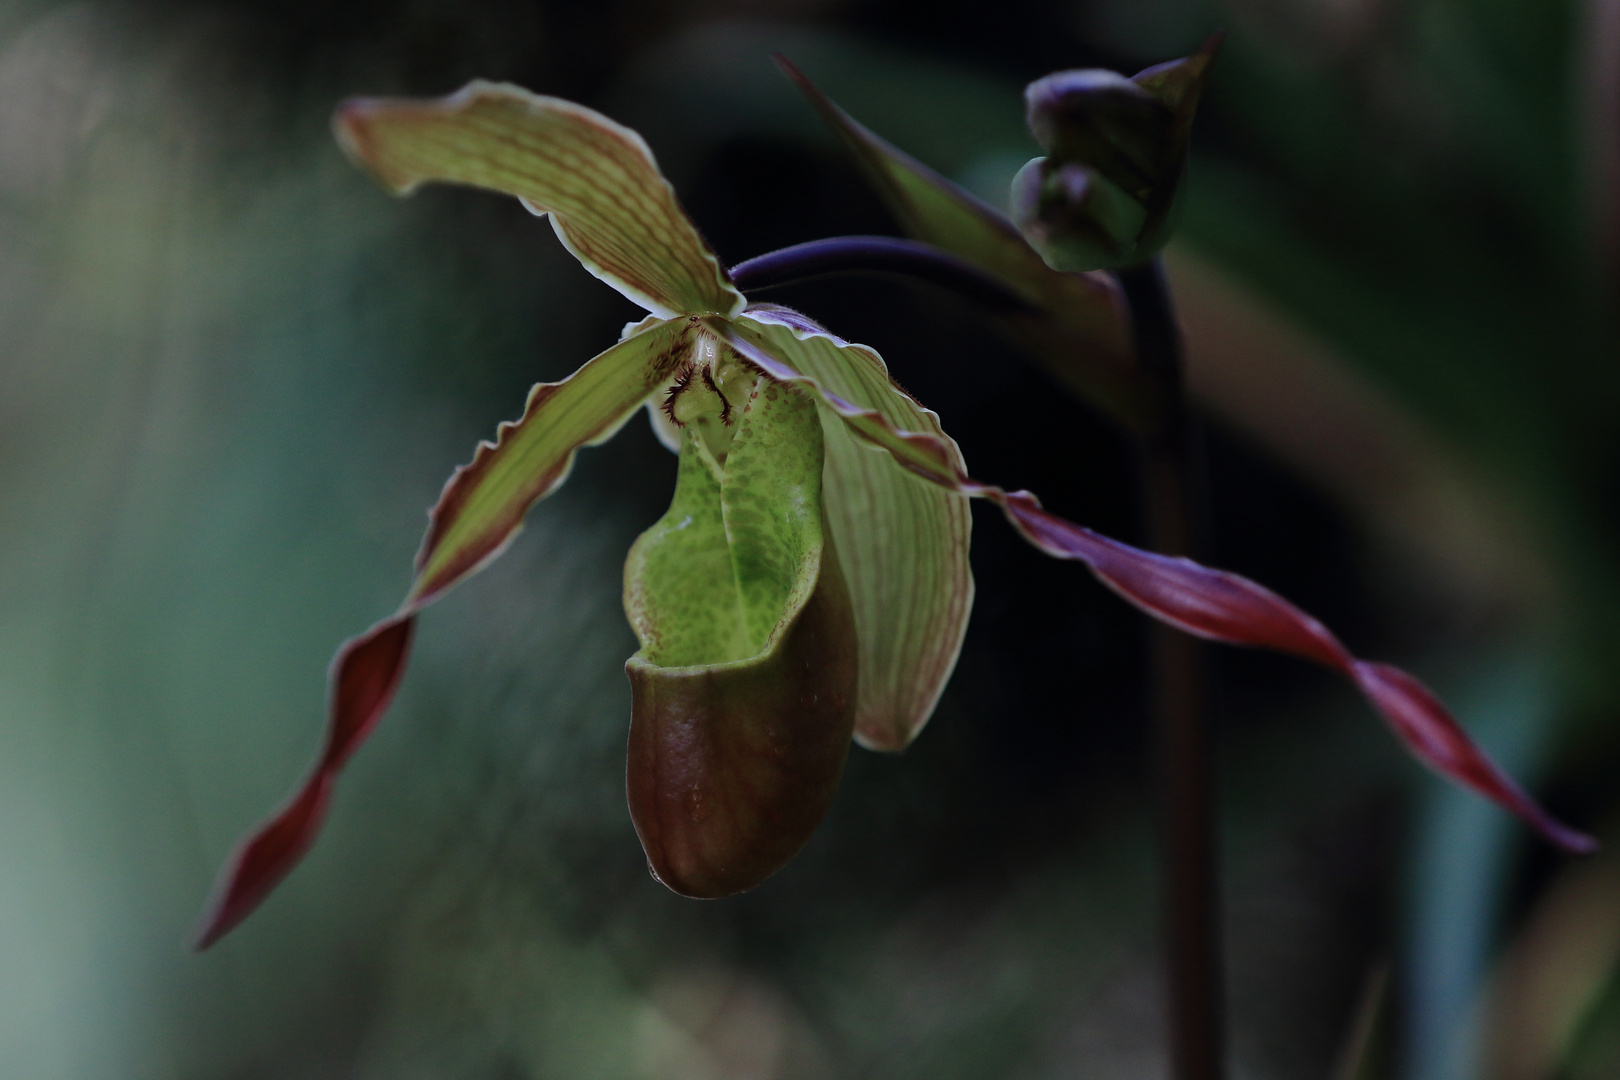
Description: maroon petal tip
192,778,334,950
192,615,416,950
1352,661,1597,857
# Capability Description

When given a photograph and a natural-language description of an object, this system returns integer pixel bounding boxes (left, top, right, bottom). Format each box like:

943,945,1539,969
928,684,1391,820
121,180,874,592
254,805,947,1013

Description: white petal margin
334,82,745,320
730,306,974,751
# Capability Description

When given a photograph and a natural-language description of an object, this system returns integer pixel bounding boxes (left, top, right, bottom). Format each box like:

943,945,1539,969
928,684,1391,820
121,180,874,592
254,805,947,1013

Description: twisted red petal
1350,661,1597,854
711,316,1596,856
192,615,415,948
1001,493,1595,854
194,324,685,949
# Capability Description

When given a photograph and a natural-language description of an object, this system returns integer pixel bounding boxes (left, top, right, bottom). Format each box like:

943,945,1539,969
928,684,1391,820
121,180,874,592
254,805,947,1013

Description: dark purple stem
1115,258,1225,1080
729,236,1036,314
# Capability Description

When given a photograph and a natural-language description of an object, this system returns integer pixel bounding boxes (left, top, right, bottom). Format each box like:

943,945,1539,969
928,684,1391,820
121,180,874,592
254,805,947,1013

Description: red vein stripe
709,315,1597,856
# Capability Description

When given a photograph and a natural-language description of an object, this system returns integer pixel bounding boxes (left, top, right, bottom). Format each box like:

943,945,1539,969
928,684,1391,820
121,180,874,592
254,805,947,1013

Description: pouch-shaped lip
625,537,858,899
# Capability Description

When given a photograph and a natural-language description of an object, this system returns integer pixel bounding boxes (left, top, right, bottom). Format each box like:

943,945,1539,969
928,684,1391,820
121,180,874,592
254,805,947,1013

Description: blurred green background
0,0,1616,1076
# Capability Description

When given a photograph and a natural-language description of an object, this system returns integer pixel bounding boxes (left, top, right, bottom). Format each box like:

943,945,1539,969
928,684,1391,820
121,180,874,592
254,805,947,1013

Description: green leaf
1327,963,1390,1080
624,368,857,898
777,59,1154,429
727,307,974,751
411,317,690,608
334,81,745,319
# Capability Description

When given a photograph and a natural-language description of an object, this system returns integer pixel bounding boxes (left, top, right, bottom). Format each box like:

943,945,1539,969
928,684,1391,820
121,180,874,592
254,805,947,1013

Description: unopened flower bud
1012,34,1221,271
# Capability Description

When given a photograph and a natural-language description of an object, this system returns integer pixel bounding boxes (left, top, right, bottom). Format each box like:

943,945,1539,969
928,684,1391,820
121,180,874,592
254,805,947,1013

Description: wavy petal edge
334,82,744,320
194,322,693,948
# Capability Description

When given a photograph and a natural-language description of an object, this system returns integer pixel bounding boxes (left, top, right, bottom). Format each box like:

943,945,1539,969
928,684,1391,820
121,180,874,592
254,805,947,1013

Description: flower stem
728,236,1035,314
1115,258,1226,1080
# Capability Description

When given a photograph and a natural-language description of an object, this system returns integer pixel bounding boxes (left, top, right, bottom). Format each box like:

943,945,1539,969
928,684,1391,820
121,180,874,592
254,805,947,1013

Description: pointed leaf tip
1129,31,1226,112
192,778,333,951
193,615,415,949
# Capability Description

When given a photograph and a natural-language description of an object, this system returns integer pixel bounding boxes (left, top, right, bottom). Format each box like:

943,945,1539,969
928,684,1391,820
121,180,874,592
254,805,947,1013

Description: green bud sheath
624,365,857,897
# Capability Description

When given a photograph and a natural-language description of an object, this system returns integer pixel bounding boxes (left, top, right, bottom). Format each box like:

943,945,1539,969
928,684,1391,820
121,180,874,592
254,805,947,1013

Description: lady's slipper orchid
195,81,1592,949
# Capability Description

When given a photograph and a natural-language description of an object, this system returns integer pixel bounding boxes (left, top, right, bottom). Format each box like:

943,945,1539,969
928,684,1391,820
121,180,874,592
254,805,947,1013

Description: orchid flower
195,81,1593,950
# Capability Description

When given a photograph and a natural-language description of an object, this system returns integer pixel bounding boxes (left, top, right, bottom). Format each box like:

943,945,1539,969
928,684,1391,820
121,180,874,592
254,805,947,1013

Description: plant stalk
1116,259,1225,1080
